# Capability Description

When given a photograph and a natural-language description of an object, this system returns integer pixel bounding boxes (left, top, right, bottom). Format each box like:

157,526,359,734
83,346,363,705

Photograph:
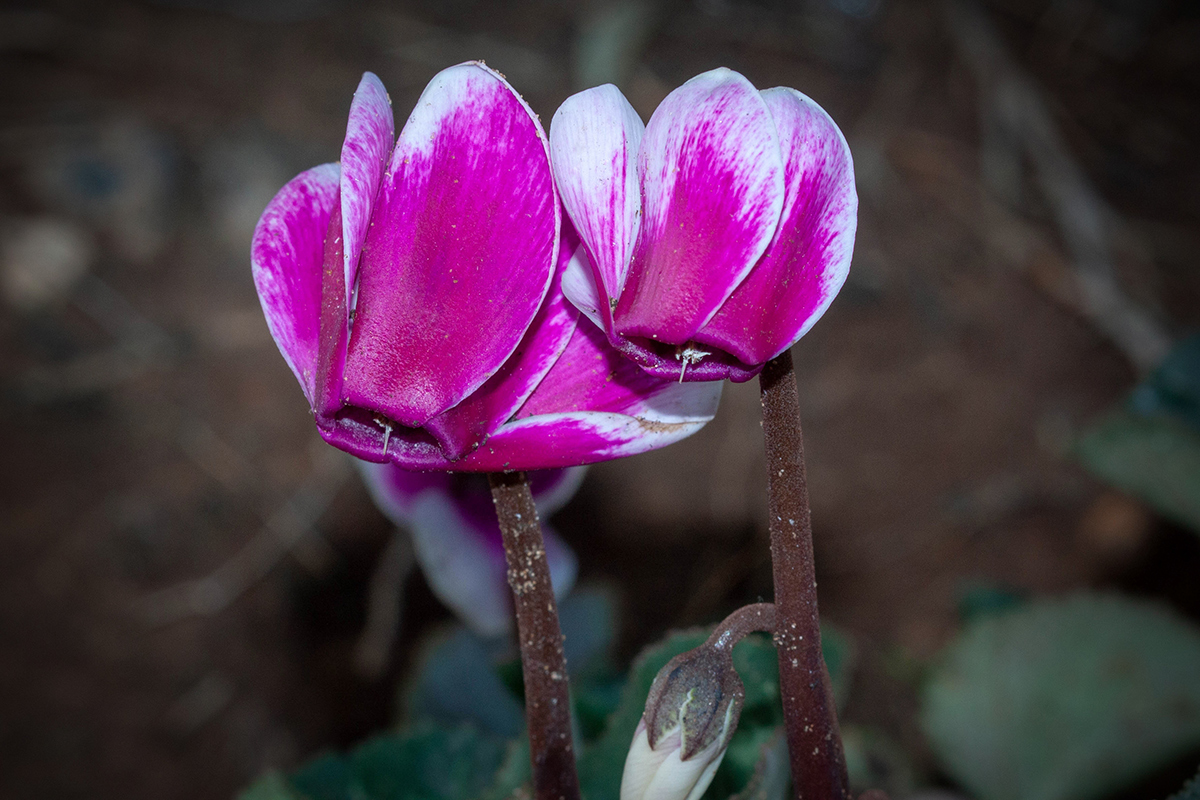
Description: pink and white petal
614,68,785,344
342,61,559,428
407,488,512,636
454,411,715,471
251,162,340,407
340,72,395,312
560,241,606,332
405,477,578,637
421,231,581,460
528,466,587,517
697,87,856,365
357,459,451,521
453,323,721,470
549,84,644,319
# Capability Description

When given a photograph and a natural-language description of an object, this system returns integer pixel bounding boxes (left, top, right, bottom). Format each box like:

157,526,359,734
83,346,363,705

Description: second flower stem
759,350,850,800
488,471,580,800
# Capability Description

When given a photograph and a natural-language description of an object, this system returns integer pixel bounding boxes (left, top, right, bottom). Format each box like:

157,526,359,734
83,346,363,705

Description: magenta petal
549,85,644,325
251,163,340,407
358,459,451,518
697,88,857,364
314,199,349,416
342,61,558,428
340,72,395,313
453,323,722,470
422,234,580,460
614,68,785,344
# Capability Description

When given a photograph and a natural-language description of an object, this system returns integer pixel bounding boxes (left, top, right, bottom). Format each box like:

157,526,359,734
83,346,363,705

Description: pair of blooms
252,61,856,474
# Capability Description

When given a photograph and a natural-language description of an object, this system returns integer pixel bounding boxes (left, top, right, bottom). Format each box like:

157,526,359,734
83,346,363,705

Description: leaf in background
1080,333,1200,536
238,773,302,800
921,593,1200,800
728,728,791,800
349,724,508,800
1130,334,1200,432
841,725,918,798
283,723,512,800
402,627,526,738
290,753,352,800
1077,409,1200,535
560,584,620,679
479,737,531,800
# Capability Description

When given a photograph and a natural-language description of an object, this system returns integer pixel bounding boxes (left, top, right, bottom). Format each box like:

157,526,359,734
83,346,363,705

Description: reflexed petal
357,463,579,637
357,459,451,519
698,87,856,364
422,229,581,460
528,466,587,517
251,162,340,407
550,84,644,325
340,72,395,312
343,61,558,428
407,492,578,636
453,323,722,470
614,68,784,344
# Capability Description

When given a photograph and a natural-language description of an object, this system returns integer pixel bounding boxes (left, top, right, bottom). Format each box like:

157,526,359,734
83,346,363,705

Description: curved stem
705,602,776,653
489,471,580,800
759,350,849,800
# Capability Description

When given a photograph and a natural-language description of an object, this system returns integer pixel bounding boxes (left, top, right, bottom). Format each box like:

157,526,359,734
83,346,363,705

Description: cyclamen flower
252,64,720,470
359,462,584,637
549,68,857,383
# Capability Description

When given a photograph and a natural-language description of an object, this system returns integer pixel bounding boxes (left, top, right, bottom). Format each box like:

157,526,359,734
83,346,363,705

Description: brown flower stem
705,602,777,652
758,350,850,800
488,471,580,800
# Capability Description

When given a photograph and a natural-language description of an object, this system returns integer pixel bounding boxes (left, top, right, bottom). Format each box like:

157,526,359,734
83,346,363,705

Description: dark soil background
1,0,1199,798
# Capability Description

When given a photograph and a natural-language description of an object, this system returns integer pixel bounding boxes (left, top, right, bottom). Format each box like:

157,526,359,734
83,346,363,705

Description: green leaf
727,728,791,800
842,725,917,798
1076,409,1200,535
290,753,352,800
348,723,508,800
278,723,513,800
921,593,1200,800
238,773,302,800
479,737,531,800
1130,333,1200,432
402,627,525,738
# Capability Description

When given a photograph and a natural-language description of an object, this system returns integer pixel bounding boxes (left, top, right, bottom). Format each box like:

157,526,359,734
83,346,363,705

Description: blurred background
2,0,1199,797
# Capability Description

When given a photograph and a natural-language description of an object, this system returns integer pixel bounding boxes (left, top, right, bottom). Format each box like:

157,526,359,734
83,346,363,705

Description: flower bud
620,643,744,800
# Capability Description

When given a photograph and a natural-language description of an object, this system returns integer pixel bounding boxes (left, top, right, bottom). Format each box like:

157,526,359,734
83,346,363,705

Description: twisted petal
453,322,723,471
697,88,857,365
550,84,644,327
340,72,395,313
358,463,580,637
614,68,784,345
251,163,340,407
421,227,581,460
342,61,558,428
